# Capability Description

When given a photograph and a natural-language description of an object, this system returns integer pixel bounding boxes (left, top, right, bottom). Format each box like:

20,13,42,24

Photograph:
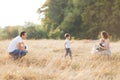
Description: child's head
64,33,70,39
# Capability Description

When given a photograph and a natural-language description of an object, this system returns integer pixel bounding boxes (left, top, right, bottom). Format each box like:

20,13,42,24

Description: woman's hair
101,31,109,39
64,33,70,38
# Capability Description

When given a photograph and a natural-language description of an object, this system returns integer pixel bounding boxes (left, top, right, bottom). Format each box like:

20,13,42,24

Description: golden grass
0,40,120,80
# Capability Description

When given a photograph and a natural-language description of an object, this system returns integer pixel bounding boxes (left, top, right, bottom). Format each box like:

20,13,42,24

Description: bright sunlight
0,0,46,27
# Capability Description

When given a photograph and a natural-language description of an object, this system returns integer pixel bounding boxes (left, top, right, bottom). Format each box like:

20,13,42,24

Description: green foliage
49,28,63,39
0,22,47,40
4,26,19,39
24,25,47,39
0,28,7,40
38,0,68,38
38,0,120,40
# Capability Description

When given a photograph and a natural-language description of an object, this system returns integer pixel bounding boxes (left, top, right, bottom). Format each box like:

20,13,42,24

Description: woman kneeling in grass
92,31,111,55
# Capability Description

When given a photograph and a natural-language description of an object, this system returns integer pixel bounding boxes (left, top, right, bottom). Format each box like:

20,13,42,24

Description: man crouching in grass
8,31,28,60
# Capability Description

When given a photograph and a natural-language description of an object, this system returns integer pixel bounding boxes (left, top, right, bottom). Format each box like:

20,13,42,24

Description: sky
0,0,46,27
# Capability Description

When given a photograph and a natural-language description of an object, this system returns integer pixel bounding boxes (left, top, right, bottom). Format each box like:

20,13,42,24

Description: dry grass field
0,40,120,80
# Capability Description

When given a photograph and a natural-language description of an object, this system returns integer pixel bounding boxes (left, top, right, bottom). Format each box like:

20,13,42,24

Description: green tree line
0,22,47,40
38,0,120,40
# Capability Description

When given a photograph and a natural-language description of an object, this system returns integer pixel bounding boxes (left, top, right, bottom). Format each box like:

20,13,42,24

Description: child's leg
68,49,72,60
65,48,69,57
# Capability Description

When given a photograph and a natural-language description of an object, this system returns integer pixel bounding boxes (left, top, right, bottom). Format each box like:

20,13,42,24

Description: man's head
20,31,27,40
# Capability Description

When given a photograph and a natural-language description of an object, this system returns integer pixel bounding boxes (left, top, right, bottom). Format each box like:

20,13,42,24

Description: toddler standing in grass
64,33,72,60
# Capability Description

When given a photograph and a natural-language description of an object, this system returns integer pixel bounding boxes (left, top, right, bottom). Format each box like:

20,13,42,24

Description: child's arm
70,40,73,44
64,41,66,49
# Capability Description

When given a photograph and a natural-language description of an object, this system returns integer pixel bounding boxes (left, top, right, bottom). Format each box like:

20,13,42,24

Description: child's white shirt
65,39,71,48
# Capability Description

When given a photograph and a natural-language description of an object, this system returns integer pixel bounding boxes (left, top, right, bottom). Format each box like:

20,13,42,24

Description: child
96,39,105,51
99,39,105,47
64,33,72,60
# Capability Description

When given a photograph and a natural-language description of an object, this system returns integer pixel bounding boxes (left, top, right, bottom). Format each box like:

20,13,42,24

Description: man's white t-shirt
8,36,23,52
65,39,71,48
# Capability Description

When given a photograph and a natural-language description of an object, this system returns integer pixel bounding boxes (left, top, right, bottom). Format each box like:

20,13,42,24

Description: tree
38,0,120,40
38,0,68,39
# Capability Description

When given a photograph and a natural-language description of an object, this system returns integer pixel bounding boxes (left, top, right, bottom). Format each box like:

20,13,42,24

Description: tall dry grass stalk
0,40,120,80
